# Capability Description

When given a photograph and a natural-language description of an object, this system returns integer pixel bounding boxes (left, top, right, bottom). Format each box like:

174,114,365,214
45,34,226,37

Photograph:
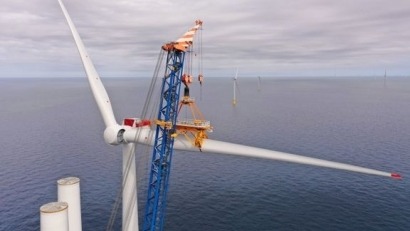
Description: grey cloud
1,0,410,78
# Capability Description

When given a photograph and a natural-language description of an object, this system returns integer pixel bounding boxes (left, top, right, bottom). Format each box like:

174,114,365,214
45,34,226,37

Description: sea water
0,77,409,231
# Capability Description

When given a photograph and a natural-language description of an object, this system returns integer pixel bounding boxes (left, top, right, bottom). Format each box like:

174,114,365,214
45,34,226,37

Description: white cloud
1,0,410,78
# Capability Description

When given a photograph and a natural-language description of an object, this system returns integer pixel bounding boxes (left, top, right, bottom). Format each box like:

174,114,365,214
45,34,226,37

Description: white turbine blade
123,128,401,179
197,139,401,179
58,0,117,127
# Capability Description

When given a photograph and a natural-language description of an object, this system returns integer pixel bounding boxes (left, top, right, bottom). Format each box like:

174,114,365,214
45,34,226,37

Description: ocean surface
1,76,410,231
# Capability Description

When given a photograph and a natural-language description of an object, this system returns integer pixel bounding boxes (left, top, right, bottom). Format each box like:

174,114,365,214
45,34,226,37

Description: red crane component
182,74,193,86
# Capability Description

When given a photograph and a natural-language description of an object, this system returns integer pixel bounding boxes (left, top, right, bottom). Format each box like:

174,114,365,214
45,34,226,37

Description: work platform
175,96,212,148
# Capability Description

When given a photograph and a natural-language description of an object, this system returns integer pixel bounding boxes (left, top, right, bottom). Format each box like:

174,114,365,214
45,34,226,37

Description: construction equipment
143,20,208,231
58,2,402,230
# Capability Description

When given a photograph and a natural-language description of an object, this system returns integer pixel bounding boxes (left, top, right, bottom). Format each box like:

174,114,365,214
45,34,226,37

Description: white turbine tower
58,1,401,230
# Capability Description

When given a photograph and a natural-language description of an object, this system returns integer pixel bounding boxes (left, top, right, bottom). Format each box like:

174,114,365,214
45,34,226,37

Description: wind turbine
258,76,262,92
58,1,401,230
232,68,239,106
59,1,141,230
384,69,387,88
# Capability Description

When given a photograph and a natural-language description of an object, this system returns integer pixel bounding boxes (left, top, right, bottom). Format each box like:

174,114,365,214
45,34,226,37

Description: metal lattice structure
142,50,185,231
143,20,203,231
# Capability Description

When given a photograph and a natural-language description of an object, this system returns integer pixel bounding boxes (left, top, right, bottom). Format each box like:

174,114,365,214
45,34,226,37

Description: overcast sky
1,0,410,78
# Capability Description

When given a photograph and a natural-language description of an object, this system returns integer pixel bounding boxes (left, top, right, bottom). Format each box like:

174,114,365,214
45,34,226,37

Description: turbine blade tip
391,172,402,180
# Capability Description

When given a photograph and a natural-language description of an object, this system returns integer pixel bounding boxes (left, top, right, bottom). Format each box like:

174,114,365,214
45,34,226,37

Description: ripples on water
0,77,409,231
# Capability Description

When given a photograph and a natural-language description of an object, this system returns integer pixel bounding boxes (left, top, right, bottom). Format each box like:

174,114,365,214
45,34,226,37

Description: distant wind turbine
232,68,239,106
384,69,387,88
258,76,261,92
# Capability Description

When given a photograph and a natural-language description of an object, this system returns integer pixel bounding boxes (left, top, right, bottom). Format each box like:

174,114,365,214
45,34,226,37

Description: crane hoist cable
106,49,166,231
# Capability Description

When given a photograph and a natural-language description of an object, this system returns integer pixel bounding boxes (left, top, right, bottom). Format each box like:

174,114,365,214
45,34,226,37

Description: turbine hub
103,124,124,145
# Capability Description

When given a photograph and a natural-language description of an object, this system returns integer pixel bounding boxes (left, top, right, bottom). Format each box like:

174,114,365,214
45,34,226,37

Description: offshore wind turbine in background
40,1,402,231
384,69,387,88
232,68,239,106
258,76,262,92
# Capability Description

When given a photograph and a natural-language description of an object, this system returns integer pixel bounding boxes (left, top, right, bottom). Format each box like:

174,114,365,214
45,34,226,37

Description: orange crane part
162,20,203,52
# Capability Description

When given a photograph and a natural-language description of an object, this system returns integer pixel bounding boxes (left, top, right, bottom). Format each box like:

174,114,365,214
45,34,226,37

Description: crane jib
143,20,203,231
142,50,185,231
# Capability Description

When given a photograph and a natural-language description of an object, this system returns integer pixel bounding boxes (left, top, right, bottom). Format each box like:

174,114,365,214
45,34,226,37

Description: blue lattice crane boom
143,20,203,231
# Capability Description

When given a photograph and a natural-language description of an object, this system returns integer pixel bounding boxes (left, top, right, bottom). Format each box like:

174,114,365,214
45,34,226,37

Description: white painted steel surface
58,177,82,231
40,202,69,231
122,143,139,231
